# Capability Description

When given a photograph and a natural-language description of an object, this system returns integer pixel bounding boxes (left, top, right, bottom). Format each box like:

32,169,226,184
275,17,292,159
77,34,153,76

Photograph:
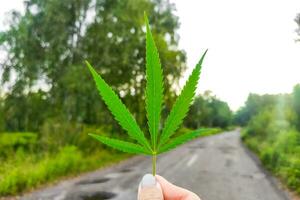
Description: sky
1,1,300,110
0,1,24,28
170,0,300,110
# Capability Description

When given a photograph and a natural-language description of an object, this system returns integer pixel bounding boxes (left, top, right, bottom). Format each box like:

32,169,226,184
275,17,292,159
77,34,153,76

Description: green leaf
158,128,213,153
158,50,208,149
144,13,164,152
86,61,152,152
89,134,151,155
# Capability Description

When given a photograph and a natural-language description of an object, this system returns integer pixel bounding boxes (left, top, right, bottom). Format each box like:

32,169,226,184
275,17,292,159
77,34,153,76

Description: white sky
0,1,24,28
170,0,300,110
1,1,300,110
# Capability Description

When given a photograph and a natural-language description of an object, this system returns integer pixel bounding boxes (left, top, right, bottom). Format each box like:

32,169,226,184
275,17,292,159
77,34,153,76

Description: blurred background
0,0,299,198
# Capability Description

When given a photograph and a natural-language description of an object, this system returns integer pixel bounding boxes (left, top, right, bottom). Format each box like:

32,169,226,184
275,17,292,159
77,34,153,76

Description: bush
243,111,300,195
40,120,114,153
0,146,82,194
0,125,131,196
0,132,37,159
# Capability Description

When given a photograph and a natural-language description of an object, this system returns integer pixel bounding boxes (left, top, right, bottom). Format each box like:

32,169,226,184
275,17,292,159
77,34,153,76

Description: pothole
188,144,206,149
119,168,132,173
79,191,116,200
240,172,265,179
76,178,110,185
225,159,233,167
241,174,252,179
218,146,235,154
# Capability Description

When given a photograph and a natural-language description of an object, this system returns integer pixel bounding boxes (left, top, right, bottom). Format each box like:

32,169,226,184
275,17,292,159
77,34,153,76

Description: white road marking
187,154,198,167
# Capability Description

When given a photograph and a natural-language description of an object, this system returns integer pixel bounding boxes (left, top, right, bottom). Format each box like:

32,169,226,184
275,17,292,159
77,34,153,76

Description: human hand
138,174,201,200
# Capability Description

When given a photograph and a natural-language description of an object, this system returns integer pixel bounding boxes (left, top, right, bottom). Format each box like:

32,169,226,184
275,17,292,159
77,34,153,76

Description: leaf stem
152,153,156,176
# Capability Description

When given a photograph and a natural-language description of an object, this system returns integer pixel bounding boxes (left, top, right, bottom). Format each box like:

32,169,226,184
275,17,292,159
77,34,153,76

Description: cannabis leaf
144,14,164,152
86,13,210,175
158,128,217,153
86,61,151,152
89,134,151,155
157,50,207,148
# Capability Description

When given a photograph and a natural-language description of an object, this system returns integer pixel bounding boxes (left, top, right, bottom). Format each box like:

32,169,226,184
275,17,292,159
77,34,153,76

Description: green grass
0,146,129,196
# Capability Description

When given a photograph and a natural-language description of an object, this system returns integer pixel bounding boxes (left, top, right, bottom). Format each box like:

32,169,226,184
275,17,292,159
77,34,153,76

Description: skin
156,175,201,200
138,175,201,200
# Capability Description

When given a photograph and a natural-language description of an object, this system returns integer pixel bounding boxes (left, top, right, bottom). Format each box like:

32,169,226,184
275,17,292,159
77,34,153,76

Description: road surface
21,130,291,200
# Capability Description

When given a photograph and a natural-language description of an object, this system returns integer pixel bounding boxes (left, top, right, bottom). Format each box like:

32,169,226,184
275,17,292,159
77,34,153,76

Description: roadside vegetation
235,84,300,194
0,127,129,196
0,126,224,196
0,0,232,196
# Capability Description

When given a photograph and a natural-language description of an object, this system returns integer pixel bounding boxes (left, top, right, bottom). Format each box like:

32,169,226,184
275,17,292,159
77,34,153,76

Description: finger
138,174,164,200
156,175,200,200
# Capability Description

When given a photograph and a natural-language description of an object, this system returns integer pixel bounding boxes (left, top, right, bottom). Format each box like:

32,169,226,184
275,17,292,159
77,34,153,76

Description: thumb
138,174,164,200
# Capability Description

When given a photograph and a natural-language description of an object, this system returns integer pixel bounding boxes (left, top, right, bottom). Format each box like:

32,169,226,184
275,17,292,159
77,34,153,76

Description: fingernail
140,174,156,188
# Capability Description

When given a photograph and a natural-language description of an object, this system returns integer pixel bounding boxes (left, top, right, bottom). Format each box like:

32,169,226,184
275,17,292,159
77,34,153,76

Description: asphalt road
21,130,291,200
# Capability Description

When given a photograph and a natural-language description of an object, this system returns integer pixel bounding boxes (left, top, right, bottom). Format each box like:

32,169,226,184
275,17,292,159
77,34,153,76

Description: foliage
87,14,210,175
2,90,50,132
0,145,128,196
184,91,232,129
0,132,37,158
296,13,300,41
0,0,186,132
292,84,300,130
234,93,286,126
39,121,114,153
241,87,300,194
0,98,4,132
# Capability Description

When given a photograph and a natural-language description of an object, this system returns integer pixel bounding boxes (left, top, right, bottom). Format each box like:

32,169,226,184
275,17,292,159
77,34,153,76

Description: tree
292,84,300,130
295,13,300,41
0,97,4,132
184,95,210,129
234,93,277,126
2,90,49,131
209,98,232,128
184,91,232,129
0,0,186,132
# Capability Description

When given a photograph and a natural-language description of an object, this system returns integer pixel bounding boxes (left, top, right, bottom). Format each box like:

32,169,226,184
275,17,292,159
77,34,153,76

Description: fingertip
141,174,156,188
138,174,164,200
